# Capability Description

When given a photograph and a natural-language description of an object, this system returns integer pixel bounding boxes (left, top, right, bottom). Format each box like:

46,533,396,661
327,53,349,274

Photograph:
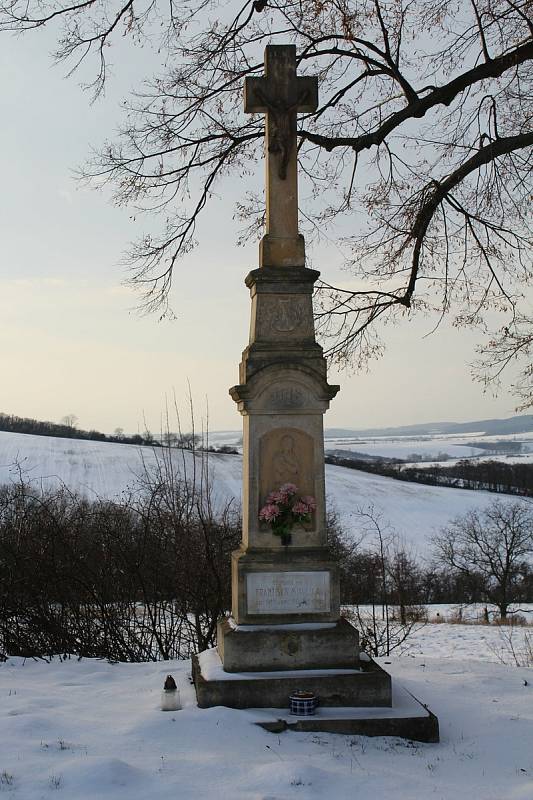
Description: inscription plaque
246,571,331,615
268,387,305,410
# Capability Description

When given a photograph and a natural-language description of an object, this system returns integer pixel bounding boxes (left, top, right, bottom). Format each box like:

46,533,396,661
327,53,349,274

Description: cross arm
244,76,318,114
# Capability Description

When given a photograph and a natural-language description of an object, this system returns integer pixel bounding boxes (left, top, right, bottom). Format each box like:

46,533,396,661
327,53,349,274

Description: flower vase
280,531,292,546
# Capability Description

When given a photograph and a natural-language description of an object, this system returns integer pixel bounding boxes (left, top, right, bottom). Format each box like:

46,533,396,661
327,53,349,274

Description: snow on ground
403,606,533,664
1,639,532,800
0,431,525,557
1,431,532,797
423,603,533,623
403,622,532,665
0,431,242,510
354,604,533,664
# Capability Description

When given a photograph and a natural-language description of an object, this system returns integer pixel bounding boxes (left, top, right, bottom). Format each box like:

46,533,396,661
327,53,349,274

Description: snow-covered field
181,428,533,462
405,622,532,665
1,629,532,799
0,431,526,556
326,438,486,460
0,431,243,505
403,453,533,468
324,429,533,462
208,429,533,462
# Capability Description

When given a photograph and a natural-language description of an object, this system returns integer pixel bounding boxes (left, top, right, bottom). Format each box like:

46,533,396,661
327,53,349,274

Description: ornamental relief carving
257,295,311,339
248,373,329,413
272,298,304,333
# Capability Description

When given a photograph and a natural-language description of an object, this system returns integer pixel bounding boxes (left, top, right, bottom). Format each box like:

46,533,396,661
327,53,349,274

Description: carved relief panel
253,294,313,341
271,297,305,333
259,427,315,529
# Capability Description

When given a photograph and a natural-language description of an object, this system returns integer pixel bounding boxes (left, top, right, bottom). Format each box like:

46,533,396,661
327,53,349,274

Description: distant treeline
469,440,524,454
326,455,533,497
0,412,239,454
0,413,151,446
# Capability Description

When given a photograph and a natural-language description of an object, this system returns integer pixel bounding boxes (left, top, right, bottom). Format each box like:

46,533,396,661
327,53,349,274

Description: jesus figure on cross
244,45,318,268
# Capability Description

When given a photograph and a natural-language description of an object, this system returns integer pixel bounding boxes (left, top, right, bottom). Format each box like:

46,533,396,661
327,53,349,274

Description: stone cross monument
193,48,439,741
216,44,360,676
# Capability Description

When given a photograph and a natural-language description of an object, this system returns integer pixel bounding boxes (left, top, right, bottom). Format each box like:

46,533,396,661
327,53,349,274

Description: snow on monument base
193,647,391,708
192,649,439,742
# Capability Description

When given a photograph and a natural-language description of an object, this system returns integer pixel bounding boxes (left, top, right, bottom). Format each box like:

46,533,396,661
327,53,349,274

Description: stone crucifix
244,45,318,267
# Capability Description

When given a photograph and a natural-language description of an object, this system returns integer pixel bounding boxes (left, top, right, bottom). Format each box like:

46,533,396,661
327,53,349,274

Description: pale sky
0,27,525,435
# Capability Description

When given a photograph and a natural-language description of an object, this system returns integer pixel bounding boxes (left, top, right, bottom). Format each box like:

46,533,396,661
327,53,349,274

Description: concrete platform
253,683,440,743
192,648,391,709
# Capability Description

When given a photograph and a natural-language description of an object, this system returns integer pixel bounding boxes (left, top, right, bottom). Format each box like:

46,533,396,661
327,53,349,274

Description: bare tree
343,504,424,656
60,414,78,429
473,314,533,411
178,432,200,451
1,0,531,403
432,501,533,619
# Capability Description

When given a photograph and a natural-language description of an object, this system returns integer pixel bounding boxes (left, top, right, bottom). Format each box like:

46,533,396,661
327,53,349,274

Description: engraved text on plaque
246,571,331,615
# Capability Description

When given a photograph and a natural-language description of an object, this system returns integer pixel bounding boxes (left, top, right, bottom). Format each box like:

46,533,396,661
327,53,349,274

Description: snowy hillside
0,431,524,556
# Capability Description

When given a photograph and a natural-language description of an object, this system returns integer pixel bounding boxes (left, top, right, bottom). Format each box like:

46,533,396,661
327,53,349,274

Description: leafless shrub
345,605,422,658
448,608,465,624
337,505,426,656
393,606,428,624
0,440,241,662
491,626,533,667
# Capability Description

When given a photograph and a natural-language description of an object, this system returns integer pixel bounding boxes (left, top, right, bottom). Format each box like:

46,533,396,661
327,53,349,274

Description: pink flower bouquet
259,484,316,545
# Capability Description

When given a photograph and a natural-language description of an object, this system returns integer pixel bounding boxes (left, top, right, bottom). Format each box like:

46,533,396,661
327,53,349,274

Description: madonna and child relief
259,427,315,520
273,434,300,484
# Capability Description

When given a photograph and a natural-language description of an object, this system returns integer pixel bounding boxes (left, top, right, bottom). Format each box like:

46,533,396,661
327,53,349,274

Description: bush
493,614,529,627
0,473,240,662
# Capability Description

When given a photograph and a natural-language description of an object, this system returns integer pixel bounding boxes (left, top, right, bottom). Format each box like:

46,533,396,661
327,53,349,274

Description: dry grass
428,610,532,627
492,614,529,627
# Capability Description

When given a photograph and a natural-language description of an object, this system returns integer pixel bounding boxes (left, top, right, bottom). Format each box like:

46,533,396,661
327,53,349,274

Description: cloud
1,276,66,286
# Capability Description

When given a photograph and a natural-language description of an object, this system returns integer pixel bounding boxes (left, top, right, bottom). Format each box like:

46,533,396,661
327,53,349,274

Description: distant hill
0,429,524,556
325,415,533,439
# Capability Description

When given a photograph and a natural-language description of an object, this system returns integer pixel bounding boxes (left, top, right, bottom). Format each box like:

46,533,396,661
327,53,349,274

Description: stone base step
192,648,391,709
253,684,439,743
217,616,359,672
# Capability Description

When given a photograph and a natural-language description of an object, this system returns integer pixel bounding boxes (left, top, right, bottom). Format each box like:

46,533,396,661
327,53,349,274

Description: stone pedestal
190,261,438,741
221,263,357,675
217,617,359,672
190,259,440,739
